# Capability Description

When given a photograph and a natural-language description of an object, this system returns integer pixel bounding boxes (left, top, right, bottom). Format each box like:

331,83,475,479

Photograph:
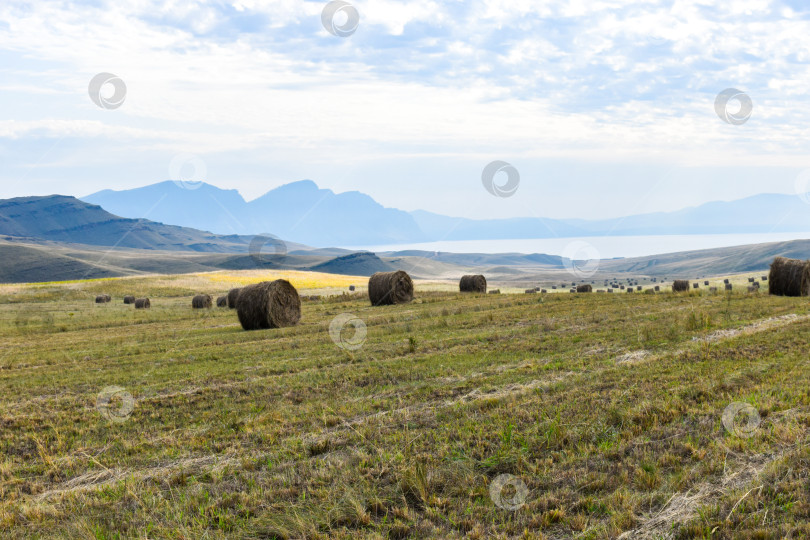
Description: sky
2,0,810,221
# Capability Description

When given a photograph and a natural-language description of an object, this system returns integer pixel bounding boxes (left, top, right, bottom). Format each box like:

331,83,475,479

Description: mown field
1,270,809,539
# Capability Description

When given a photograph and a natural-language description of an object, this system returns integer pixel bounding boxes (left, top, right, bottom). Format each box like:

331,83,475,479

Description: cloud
1,0,810,218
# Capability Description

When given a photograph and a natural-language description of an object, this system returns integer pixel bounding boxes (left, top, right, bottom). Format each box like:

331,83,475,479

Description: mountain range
82,180,810,247
3,193,810,284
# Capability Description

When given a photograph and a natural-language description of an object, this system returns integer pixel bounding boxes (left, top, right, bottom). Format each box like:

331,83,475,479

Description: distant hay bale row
216,296,228,307
95,294,111,303
227,288,241,309
192,294,212,309
459,275,487,293
236,280,301,331
369,271,413,306
769,257,810,297
123,295,135,304
672,280,690,292
134,298,150,309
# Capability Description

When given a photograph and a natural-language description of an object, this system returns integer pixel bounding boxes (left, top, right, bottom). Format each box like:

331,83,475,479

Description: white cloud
1,0,810,218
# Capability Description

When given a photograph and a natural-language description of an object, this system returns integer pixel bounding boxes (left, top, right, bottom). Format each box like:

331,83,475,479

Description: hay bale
723,278,730,284
761,276,768,281
627,288,634,293
95,294,111,303
704,281,709,286
552,286,557,290
134,298,150,309
569,288,576,293
768,256,810,297
692,283,699,289
645,289,655,294
368,271,414,306
607,288,613,293
123,295,135,304
227,288,241,309
192,294,213,309
576,284,592,293
540,289,546,293
236,280,301,330
747,286,758,293
672,280,690,292
637,286,643,291
216,295,228,307
459,275,487,293
489,289,501,294
748,277,755,283
654,285,660,291
525,289,536,294
349,285,356,291
725,283,733,291
597,289,605,293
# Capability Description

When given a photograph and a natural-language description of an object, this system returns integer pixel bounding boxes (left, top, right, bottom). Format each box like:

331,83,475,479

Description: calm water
348,232,810,259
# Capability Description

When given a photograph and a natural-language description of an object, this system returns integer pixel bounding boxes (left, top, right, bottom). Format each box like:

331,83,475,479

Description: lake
347,232,810,259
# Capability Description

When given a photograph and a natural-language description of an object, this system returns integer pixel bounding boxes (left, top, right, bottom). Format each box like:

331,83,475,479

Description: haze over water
349,232,810,260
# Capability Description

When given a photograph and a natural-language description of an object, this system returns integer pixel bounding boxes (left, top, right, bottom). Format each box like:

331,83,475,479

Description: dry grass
0,272,808,538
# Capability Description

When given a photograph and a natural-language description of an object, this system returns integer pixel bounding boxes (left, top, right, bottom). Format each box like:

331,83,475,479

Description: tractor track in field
27,311,810,506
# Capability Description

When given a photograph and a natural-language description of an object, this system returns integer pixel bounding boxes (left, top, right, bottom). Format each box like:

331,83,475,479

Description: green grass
1,279,809,539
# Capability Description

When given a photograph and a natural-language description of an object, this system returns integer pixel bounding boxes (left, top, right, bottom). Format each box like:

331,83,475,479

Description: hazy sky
2,0,810,220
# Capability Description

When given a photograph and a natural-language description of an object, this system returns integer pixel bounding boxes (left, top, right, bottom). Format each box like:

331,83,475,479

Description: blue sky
2,0,810,220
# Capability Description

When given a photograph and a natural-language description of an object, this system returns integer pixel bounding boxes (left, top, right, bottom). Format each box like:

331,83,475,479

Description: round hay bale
723,278,730,284
524,288,536,294
489,289,501,294
236,280,301,330
672,280,690,292
95,294,111,303
216,295,228,307
459,274,487,293
768,256,810,297
704,281,709,286
607,288,613,293
725,283,733,291
192,294,213,309
226,288,241,309
692,283,699,289
576,284,592,293
123,295,135,304
349,285,356,291
654,285,660,291
368,271,414,306
134,298,150,309
748,277,755,283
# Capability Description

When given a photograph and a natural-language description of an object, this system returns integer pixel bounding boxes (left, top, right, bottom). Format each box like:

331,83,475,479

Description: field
1,271,809,539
